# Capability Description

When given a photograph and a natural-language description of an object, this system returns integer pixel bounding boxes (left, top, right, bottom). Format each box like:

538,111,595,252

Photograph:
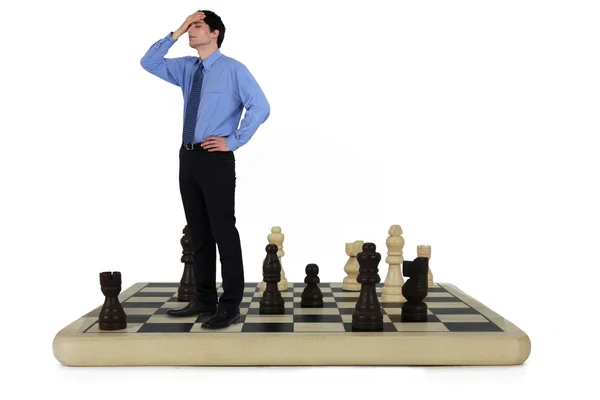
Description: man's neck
197,45,219,61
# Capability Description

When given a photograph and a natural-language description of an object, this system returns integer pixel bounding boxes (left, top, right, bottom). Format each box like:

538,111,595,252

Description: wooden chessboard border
53,281,531,366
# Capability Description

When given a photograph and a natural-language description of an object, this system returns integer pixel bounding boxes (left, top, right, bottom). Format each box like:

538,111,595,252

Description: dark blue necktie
182,62,204,145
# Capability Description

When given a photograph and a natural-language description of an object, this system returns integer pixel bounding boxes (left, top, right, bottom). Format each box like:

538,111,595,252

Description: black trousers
178,143,244,311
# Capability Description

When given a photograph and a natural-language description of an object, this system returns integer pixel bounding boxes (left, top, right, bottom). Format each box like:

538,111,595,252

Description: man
140,10,270,329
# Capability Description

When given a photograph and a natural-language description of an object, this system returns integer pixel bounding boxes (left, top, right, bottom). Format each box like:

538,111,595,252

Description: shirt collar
198,48,222,70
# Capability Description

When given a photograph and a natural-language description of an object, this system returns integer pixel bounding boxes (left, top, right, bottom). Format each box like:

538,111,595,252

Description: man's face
187,19,217,47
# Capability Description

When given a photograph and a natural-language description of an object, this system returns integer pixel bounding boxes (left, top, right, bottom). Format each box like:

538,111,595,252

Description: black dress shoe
201,307,242,329
167,297,216,317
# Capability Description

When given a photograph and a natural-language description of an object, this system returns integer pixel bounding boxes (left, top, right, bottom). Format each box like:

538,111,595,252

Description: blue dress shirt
140,32,270,151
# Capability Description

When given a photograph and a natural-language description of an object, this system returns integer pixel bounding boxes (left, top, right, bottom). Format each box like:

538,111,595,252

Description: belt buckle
185,143,193,150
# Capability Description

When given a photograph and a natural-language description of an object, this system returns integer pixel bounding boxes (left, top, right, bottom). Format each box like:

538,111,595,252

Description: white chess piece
260,226,288,293
342,240,364,291
381,224,406,303
417,245,434,287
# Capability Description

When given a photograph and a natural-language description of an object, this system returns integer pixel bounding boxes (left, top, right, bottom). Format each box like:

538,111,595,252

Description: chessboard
53,281,531,366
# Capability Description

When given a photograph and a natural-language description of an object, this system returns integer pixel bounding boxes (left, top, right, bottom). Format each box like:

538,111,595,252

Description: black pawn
401,256,429,322
178,225,196,302
99,271,127,330
301,263,323,307
352,242,383,331
259,244,285,314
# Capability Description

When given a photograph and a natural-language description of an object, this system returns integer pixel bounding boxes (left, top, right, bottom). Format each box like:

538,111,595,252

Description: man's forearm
171,30,183,41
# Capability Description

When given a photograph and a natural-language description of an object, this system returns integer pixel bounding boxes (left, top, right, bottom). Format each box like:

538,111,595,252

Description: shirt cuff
226,135,240,152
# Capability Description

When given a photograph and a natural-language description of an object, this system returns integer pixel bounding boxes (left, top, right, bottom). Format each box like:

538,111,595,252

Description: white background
1,0,598,398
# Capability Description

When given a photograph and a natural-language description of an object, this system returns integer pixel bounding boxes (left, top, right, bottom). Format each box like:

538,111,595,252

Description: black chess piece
352,242,383,331
259,244,285,314
300,263,323,307
178,224,196,302
401,256,429,322
99,271,127,330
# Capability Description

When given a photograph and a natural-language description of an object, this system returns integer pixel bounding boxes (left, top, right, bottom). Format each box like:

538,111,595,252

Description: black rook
99,271,127,330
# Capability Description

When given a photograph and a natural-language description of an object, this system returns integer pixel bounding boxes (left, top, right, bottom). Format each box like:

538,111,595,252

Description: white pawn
381,224,406,303
342,240,364,291
417,245,434,287
260,226,288,293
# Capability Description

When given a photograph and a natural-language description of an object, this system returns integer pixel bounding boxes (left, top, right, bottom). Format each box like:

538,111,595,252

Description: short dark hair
199,10,225,48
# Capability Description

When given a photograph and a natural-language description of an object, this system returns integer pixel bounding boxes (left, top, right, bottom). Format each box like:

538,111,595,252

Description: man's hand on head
201,136,230,152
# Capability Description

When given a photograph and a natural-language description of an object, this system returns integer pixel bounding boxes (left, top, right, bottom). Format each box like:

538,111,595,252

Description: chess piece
342,240,364,291
260,226,288,293
99,271,127,330
178,225,196,301
401,257,429,322
301,263,323,307
352,242,383,331
417,245,434,287
259,244,285,314
382,224,406,303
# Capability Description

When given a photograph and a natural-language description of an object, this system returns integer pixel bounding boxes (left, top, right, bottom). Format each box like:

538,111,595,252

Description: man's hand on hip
201,136,230,152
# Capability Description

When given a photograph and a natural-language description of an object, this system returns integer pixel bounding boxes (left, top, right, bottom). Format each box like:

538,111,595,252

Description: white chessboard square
337,292,361,298
122,307,159,316
426,302,469,308
292,286,333,293
383,307,434,315
140,287,178,293
337,301,360,309
146,314,198,324
190,322,244,333
244,314,293,323
160,301,190,309
393,322,449,332
294,308,342,315
293,323,345,332
435,314,490,323
249,301,293,309
125,296,171,303
425,292,455,298
87,323,143,333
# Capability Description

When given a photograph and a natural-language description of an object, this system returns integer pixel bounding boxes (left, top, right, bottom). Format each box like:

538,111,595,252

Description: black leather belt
182,142,203,150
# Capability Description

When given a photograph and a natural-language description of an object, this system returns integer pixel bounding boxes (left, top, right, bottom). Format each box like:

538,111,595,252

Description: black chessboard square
123,302,165,309
444,322,503,332
427,287,447,292
343,322,397,332
380,302,405,308
293,314,343,323
246,307,293,315
134,291,175,297
241,323,294,332
337,307,358,315
122,314,153,324
145,282,179,288
292,301,338,308
333,296,362,303
153,307,171,315
387,314,441,323
429,307,480,315
137,323,194,333
292,282,332,288
425,296,462,303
